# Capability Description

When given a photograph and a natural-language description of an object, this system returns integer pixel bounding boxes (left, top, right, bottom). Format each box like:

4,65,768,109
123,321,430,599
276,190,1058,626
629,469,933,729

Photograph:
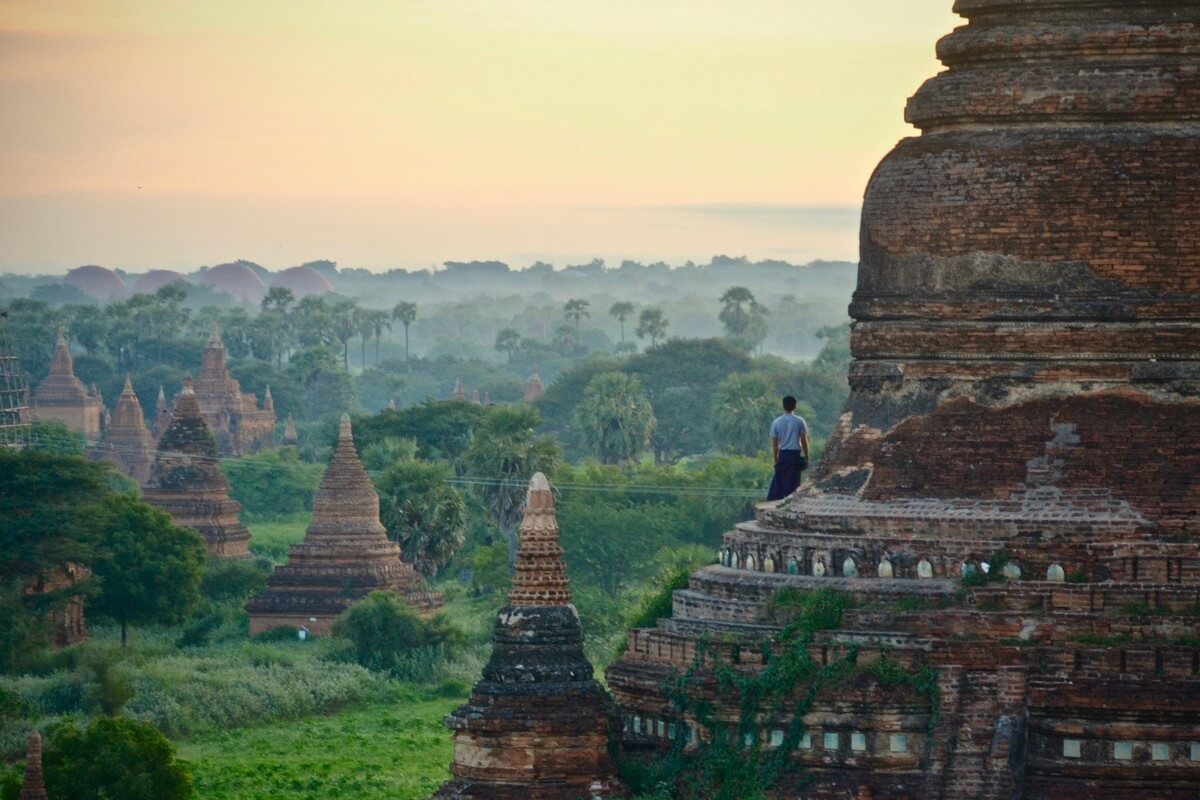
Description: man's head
782,396,797,412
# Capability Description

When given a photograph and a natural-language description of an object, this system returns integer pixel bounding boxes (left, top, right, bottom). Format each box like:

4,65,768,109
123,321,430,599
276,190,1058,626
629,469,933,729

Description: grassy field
179,685,463,800
247,514,311,562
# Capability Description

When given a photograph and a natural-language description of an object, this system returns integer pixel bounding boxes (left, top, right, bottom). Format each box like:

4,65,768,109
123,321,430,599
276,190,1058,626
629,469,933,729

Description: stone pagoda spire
247,414,441,635
522,368,545,403
470,388,481,405
453,377,466,401
142,376,251,557
98,374,154,484
433,473,625,800
263,384,274,411
32,328,101,440
18,730,48,800
281,412,299,446
151,385,170,440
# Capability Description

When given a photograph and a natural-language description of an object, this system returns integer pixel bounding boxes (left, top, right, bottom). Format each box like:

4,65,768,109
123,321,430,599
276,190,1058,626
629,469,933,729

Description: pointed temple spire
471,388,481,405
453,377,466,401
523,367,545,403
263,384,274,411
247,414,441,635
281,412,299,446
508,473,572,606
142,376,251,557
99,373,154,484
18,730,48,800
32,328,101,440
186,321,274,455
433,473,625,800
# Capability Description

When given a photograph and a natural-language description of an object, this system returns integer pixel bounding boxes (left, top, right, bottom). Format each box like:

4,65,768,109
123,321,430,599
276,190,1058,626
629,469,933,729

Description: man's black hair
782,396,797,412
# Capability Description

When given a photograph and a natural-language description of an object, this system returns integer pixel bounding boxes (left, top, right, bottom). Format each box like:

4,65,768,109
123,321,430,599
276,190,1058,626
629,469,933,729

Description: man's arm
800,431,809,461
772,437,780,462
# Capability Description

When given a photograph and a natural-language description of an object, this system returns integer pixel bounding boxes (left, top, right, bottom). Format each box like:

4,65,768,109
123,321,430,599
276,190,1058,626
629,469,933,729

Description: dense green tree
710,372,785,457
90,494,207,647
293,295,335,350
44,717,193,800
286,346,355,421
0,450,106,669
366,309,391,365
376,459,467,576
563,297,590,328
260,286,295,314
67,304,108,355
608,301,635,347
333,592,453,674
635,307,669,347
626,338,753,463
557,502,683,596
575,372,656,465
222,448,323,519
464,405,560,561
352,400,485,464
494,327,521,363
360,435,418,472
392,301,418,363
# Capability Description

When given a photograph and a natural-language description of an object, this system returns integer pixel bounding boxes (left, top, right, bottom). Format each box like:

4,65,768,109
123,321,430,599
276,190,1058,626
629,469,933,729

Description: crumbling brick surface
606,1,1200,797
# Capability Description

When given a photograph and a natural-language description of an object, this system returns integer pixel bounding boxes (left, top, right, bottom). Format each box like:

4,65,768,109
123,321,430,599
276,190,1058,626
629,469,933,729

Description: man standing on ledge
767,395,809,501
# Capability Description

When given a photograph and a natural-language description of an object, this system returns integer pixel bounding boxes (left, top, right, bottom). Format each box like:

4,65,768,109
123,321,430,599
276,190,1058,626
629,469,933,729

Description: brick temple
607,2,1200,798
32,328,102,441
246,414,441,636
433,473,626,800
95,374,154,484
157,323,274,456
18,730,48,800
143,376,252,558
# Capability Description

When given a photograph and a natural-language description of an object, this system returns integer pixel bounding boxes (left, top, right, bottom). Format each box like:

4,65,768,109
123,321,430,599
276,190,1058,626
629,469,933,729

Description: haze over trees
0,255,856,799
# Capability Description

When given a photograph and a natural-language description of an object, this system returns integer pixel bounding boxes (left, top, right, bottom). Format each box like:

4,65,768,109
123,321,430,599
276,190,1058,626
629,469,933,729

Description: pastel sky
0,1,959,273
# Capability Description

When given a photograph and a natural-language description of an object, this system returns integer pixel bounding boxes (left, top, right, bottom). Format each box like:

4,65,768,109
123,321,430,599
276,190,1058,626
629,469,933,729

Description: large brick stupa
607,2,1200,798
246,414,441,635
433,473,626,800
142,377,252,558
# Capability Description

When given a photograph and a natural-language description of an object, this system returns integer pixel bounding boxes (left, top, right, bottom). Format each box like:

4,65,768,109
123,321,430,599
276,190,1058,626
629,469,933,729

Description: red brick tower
434,474,626,800
607,2,1200,798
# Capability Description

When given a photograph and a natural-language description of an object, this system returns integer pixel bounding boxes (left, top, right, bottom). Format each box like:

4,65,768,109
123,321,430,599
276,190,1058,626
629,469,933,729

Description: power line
25,430,768,501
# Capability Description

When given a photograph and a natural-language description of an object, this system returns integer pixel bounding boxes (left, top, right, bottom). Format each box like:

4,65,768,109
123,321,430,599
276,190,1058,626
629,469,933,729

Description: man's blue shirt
770,413,807,451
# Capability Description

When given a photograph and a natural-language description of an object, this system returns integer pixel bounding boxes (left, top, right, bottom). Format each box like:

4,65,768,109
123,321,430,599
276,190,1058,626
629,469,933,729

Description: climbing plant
622,588,940,799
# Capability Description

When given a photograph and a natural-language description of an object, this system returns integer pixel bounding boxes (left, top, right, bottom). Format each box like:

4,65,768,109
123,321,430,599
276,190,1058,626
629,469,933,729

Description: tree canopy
575,372,656,465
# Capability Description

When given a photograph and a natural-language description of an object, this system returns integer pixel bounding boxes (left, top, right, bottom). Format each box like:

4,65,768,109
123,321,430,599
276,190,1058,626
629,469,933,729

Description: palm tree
261,286,295,314
575,371,656,464
635,307,669,348
463,405,560,563
357,310,377,370
494,327,521,363
608,301,634,347
392,302,418,364
376,459,467,577
369,310,392,365
563,298,590,329
331,300,358,370
718,286,766,336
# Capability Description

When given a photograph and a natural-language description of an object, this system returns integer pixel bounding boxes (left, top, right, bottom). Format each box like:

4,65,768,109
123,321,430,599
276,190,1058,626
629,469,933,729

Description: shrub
332,592,456,676
44,716,193,800
199,559,270,605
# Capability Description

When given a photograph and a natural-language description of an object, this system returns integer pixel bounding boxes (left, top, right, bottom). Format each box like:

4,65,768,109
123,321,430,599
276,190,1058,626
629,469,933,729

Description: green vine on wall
621,588,941,800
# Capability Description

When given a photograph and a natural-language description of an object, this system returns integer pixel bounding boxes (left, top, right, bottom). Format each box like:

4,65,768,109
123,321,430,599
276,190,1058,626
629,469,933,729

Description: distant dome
64,265,126,301
271,266,333,298
132,269,188,296
198,262,267,304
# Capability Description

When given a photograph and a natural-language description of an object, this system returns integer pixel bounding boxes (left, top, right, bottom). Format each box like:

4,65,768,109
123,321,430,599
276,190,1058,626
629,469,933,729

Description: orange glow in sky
0,1,959,272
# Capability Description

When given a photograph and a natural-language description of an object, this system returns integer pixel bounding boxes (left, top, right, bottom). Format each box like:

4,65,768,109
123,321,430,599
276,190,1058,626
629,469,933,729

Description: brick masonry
606,1,1200,797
